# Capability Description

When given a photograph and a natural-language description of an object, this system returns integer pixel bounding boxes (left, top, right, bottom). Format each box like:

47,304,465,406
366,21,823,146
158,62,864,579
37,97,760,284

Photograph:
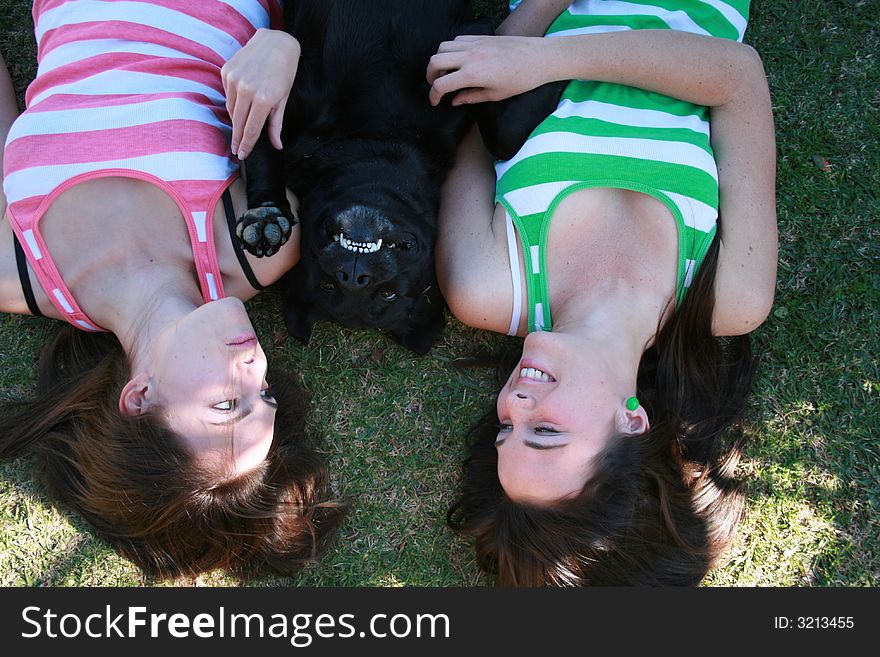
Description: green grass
1,0,878,587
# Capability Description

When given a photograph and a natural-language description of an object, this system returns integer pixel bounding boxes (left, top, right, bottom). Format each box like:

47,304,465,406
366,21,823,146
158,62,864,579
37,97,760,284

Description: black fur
240,0,565,354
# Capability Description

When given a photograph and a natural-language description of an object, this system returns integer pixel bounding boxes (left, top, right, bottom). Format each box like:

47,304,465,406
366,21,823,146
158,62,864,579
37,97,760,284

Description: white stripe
76,319,99,331
499,180,579,218
684,259,696,287
38,39,201,76
505,212,523,337
534,303,545,330
53,288,74,313
29,69,225,107
192,211,209,243
547,25,632,38
5,153,236,200
9,97,230,139
701,0,748,41
23,229,43,260
206,273,219,300
217,0,271,31
36,1,242,62
661,191,717,233
496,130,718,181
530,245,541,275
552,98,710,137
566,1,712,37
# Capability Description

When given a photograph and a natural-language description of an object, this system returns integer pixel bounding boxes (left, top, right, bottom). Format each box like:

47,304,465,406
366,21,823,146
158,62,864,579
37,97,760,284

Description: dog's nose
336,267,371,288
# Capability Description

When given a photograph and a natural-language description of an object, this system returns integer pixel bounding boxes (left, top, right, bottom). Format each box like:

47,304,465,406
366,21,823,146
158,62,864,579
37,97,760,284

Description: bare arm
436,126,513,333
708,49,777,335
430,30,767,106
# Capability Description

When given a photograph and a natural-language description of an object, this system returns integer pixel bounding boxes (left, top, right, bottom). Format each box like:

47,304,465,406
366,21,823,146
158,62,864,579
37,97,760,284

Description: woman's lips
227,333,257,347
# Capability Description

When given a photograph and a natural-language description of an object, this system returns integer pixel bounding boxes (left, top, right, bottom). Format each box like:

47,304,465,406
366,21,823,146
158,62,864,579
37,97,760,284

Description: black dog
239,0,565,354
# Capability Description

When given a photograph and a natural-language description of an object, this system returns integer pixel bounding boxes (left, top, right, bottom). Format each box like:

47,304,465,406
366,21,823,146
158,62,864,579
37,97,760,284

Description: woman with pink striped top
0,1,345,579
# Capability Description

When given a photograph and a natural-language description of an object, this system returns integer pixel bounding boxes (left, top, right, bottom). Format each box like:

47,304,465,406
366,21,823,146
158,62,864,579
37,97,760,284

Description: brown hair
0,326,347,580
448,236,758,586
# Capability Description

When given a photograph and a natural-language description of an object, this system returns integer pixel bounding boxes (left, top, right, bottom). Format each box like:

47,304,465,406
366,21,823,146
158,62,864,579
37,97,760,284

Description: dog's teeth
336,233,383,254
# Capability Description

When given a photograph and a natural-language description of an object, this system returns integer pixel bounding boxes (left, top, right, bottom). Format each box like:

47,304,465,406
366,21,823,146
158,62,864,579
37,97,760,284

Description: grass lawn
0,0,877,587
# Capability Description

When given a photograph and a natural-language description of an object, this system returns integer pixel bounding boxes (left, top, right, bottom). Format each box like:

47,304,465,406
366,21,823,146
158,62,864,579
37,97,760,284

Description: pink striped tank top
2,0,282,331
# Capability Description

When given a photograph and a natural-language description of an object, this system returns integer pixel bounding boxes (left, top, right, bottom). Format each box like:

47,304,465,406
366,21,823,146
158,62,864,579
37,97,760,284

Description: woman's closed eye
497,423,561,434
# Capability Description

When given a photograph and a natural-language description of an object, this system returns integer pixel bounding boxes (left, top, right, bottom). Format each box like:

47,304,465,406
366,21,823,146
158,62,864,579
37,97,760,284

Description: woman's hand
427,35,549,106
221,28,300,160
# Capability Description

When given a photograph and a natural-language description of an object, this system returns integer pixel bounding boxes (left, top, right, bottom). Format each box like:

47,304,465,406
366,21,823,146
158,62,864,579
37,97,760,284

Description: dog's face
282,155,446,354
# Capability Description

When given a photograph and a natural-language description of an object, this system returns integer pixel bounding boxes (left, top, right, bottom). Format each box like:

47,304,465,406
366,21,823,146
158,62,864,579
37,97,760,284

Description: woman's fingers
426,50,465,85
228,94,252,159
237,103,268,160
429,69,475,106
435,34,485,53
266,97,289,151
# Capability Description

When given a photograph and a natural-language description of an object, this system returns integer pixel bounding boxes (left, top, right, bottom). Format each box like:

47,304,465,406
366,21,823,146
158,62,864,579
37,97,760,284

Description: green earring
626,396,640,412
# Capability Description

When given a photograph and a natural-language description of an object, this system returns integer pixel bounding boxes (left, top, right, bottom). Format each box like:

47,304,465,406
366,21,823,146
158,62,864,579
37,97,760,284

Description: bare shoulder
438,203,516,334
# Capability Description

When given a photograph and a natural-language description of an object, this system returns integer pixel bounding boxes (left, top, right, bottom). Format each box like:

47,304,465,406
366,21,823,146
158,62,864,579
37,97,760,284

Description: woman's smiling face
494,330,623,504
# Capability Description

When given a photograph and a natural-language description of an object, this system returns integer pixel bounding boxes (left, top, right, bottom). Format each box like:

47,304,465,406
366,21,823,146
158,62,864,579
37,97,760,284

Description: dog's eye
320,281,335,292
380,290,398,302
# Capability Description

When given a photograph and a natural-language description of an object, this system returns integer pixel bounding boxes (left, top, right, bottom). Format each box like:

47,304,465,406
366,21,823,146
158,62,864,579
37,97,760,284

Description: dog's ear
391,282,446,355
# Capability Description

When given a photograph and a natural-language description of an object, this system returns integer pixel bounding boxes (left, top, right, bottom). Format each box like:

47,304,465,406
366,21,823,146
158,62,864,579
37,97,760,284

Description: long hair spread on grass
0,326,347,579
448,236,758,586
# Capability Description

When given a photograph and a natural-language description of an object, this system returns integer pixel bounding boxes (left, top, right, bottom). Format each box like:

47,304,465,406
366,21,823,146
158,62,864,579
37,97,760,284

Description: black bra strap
223,188,265,291
12,231,44,317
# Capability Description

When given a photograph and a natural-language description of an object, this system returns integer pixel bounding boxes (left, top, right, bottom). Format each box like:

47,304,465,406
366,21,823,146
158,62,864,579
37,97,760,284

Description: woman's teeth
520,367,554,382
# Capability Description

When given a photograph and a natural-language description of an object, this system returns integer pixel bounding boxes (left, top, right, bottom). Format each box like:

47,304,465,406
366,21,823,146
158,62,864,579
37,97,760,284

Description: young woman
0,0,345,579
429,0,776,585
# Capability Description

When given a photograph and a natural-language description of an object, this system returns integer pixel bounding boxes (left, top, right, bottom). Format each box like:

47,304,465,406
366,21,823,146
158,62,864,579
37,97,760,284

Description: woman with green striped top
428,0,776,585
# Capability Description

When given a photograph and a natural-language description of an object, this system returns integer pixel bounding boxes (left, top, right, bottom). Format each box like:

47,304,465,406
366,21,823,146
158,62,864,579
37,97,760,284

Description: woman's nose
238,346,265,368
504,388,535,411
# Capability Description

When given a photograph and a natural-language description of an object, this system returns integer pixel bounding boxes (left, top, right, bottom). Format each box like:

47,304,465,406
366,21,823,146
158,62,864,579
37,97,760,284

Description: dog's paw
235,202,296,258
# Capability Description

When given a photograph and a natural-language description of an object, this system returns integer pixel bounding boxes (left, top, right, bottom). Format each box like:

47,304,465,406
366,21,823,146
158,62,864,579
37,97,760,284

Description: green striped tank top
497,0,751,334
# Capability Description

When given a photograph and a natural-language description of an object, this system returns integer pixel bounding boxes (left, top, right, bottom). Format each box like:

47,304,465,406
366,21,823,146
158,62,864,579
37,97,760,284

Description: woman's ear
615,399,650,436
119,373,153,416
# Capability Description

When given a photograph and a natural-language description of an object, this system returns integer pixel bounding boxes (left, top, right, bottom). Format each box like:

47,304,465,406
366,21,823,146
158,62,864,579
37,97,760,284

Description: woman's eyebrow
524,440,567,450
209,405,254,427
